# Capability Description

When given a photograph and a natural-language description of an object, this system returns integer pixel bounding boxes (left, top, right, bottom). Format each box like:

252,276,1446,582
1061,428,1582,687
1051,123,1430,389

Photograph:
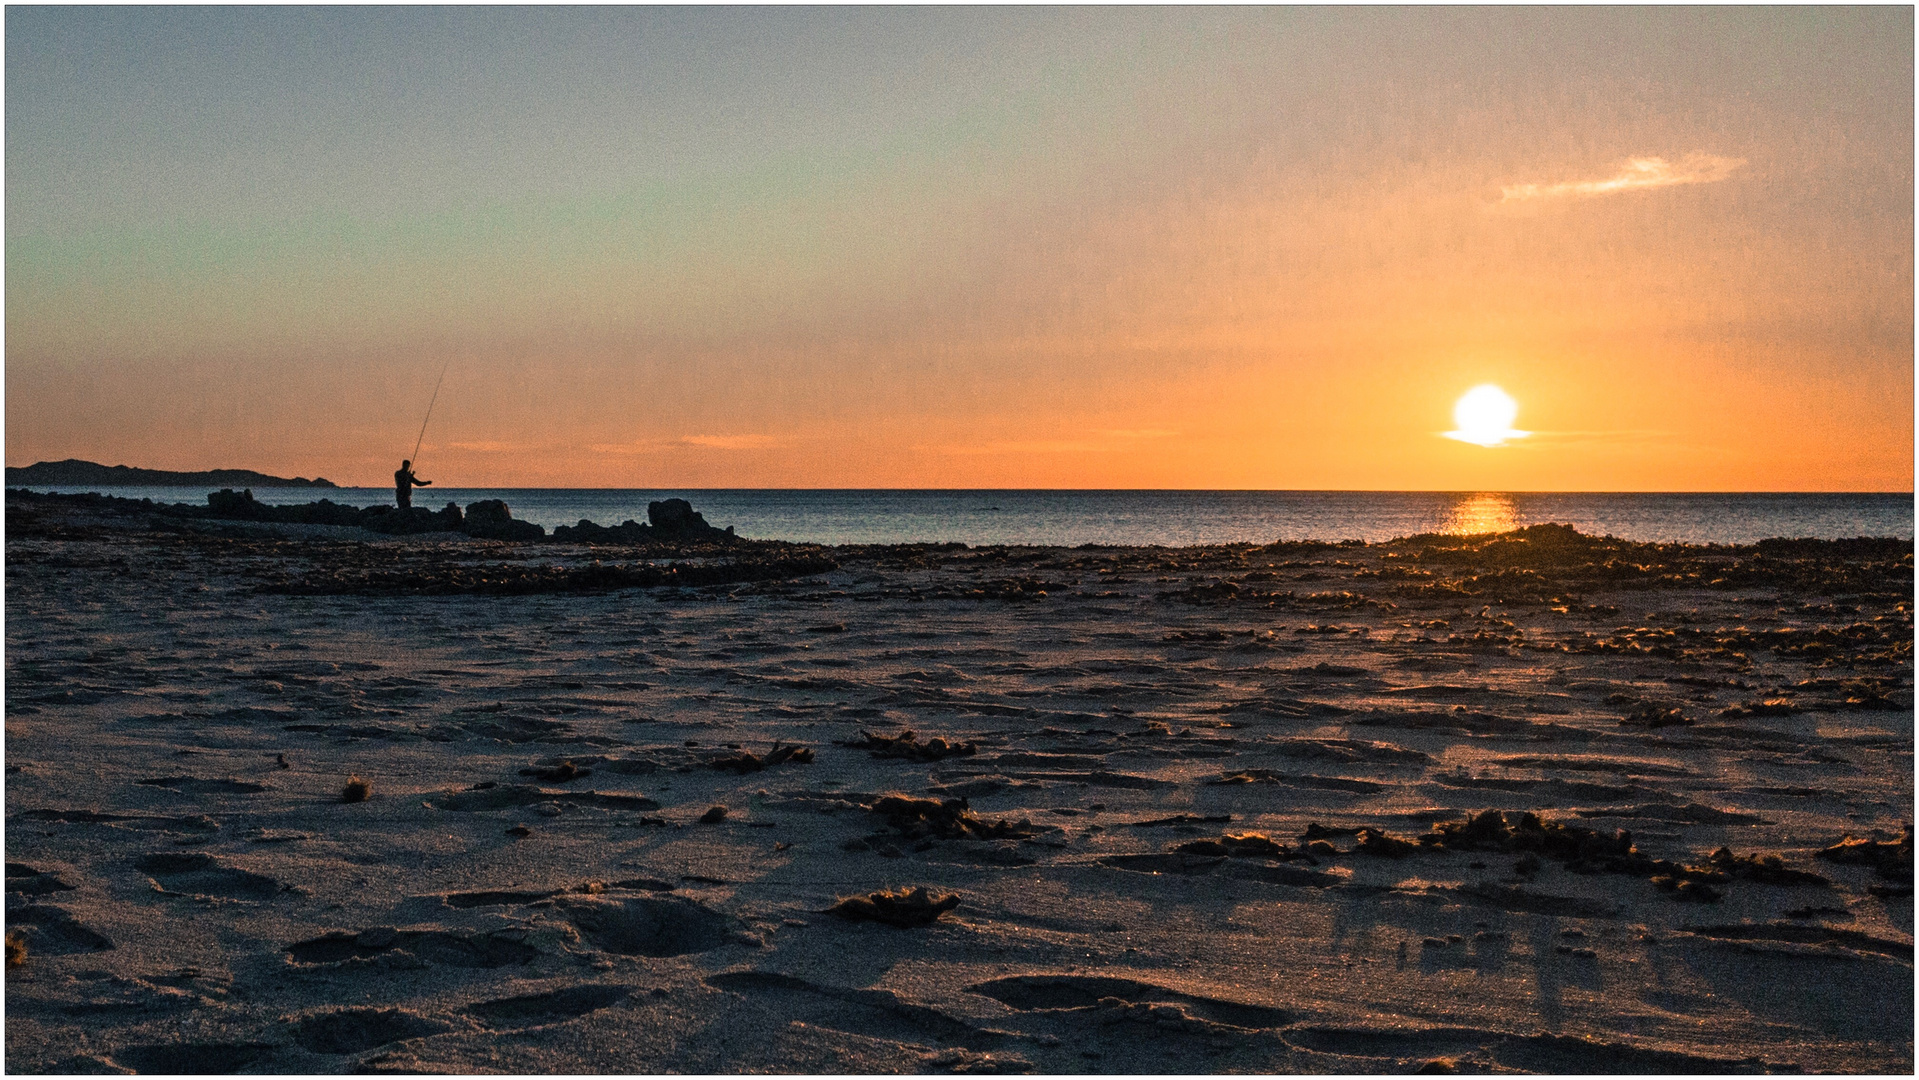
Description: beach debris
1619,702,1690,728
707,742,815,774
275,753,291,770
1310,809,1822,902
1652,876,1722,902
1816,827,1913,880
698,806,729,824
1171,833,1305,860
431,783,659,813
1704,848,1830,886
827,886,961,927
6,931,27,968
838,730,977,762
1354,828,1419,858
341,776,371,803
1721,698,1799,718
1209,769,1281,785
505,825,532,838
1128,813,1233,828
520,760,591,783
868,794,1039,841
260,552,840,597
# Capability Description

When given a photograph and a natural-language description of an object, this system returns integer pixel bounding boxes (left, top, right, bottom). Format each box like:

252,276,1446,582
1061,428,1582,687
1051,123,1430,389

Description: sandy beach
5,491,1911,1074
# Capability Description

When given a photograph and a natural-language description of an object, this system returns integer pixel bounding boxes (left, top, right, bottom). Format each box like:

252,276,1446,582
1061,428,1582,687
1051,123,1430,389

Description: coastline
5,491,1912,1073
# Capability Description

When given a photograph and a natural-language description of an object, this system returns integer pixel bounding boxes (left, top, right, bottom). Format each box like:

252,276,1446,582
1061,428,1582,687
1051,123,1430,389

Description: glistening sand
5,496,1911,1074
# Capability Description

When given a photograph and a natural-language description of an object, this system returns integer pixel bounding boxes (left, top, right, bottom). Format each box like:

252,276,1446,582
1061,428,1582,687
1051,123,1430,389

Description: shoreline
10,486,1912,549
6,486,1912,1073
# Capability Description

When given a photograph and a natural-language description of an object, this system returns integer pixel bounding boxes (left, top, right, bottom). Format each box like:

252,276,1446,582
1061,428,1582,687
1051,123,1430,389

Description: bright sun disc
1444,385,1528,447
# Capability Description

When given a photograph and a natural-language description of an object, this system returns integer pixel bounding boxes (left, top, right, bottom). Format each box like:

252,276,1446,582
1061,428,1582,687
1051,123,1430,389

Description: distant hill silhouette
5,459,337,489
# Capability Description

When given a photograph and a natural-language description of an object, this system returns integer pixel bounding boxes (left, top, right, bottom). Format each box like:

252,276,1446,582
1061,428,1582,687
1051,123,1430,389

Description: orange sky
7,8,1912,489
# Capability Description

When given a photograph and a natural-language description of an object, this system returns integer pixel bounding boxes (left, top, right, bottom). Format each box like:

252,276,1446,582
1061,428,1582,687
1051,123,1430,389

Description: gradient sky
7,7,1912,490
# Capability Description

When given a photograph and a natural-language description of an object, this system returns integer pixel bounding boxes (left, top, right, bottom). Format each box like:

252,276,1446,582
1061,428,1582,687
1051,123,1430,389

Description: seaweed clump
707,742,815,774
520,760,590,782
1704,848,1831,887
1324,809,1835,903
1817,827,1914,881
837,730,977,762
827,886,961,927
1355,828,1420,858
1172,833,1302,860
869,795,1037,841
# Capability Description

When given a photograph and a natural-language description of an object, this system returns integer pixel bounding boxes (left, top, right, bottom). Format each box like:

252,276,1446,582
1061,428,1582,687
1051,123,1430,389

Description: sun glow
1443,384,1529,447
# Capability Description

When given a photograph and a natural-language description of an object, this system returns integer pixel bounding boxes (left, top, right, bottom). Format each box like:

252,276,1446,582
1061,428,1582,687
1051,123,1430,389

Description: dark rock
545,500,738,545
464,500,544,541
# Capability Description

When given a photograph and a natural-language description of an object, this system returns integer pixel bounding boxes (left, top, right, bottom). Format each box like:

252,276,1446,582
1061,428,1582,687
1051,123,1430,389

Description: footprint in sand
557,895,744,956
4,904,114,954
109,1043,276,1074
135,776,270,795
287,928,538,969
467,985,636,1029
293,1007,452,1054
967,974,1293,1030
135,853,284,900
5,862,77,896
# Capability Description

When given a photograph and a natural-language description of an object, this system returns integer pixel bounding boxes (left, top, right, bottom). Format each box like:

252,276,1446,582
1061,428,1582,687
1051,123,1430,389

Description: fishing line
410,358,453,465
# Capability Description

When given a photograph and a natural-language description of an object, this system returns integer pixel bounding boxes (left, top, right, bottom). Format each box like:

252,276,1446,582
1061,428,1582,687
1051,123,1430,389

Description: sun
1443,384,1529,447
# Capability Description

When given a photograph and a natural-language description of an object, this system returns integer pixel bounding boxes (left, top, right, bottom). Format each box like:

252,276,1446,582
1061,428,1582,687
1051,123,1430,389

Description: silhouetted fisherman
394,460,432,508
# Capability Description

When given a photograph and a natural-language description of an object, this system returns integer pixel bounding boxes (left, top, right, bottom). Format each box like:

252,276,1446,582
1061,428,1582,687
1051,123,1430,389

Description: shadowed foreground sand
5,494,1911,1074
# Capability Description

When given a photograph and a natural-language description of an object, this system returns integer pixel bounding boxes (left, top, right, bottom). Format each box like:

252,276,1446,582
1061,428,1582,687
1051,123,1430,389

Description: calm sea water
17,487,1913,547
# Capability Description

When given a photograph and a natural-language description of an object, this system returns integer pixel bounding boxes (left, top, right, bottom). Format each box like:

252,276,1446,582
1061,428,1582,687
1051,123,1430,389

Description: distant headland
4,459,337,489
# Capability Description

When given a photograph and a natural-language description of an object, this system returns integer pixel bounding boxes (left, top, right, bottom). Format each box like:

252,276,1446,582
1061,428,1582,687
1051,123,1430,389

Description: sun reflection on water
1443,492,1519,535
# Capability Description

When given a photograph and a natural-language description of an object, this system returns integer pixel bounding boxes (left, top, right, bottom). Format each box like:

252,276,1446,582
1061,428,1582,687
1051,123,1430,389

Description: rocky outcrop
200,489,528,537
550,498,739,545
461,500,544,541
7,459,336,488
647,498,735,540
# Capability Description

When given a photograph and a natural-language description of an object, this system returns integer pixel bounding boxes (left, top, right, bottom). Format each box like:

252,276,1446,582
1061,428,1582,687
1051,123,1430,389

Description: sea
15,487,1913,547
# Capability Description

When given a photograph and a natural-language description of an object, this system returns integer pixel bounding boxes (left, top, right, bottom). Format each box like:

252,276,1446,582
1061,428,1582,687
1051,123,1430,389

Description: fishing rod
410,358,453,466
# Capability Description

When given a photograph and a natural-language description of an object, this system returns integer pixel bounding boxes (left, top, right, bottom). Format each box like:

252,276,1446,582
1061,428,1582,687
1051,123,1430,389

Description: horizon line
9,482,1913,497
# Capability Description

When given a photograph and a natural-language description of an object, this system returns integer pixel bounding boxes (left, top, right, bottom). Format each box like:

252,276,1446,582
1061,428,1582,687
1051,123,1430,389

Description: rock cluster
203,488,539,538
549,498,738,545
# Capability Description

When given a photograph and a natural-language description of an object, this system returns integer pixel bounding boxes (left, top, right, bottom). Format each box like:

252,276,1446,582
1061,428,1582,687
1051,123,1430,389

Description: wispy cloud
928,429,1179,456
680,434,781,450
589,434,781,455
1501,154,1745,202
447,440,530,453
937,440,1107,456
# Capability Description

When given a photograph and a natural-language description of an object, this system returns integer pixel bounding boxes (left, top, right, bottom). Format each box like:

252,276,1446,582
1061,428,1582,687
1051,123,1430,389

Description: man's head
401,460,411,469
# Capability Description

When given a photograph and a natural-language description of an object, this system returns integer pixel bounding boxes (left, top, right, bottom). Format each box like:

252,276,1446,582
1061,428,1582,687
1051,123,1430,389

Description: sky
6,6,1912,490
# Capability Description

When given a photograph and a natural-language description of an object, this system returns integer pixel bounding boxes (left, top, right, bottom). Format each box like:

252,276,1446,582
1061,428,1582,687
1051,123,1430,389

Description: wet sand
5,493,1912,1074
